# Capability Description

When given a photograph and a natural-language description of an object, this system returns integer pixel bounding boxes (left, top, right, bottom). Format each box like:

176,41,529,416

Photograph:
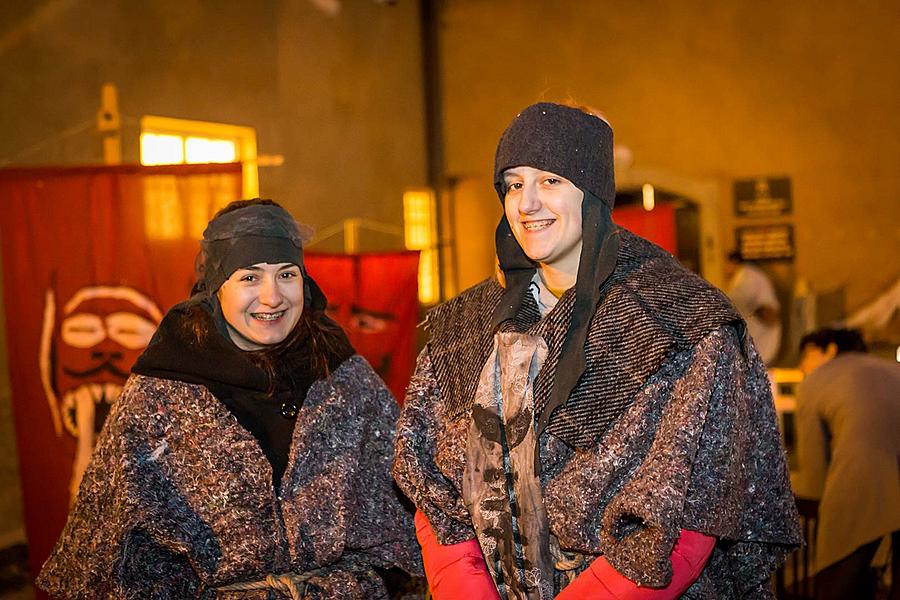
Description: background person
38,199,419,599
794,327,900,600
394,103,800,599
724,250,782,365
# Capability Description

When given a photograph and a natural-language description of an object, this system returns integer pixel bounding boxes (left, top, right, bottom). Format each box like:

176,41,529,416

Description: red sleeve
415,510,501,600
556,529,716,600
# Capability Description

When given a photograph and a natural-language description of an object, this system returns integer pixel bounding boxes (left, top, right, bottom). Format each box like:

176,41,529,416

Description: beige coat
793,353,900,571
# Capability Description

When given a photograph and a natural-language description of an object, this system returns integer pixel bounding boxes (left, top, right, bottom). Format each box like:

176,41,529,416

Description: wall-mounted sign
734,177,792,217
736,224,794,260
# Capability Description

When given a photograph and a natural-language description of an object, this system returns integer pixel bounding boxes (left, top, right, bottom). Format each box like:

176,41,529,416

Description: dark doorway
614,187,702,274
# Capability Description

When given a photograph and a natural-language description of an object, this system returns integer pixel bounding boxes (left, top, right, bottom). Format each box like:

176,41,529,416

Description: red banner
613,202,678,255
0,163,242,595
305,251,420,404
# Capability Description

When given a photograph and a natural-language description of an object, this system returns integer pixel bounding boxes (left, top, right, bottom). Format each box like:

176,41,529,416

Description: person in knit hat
394,103,800,598
39,199,421,599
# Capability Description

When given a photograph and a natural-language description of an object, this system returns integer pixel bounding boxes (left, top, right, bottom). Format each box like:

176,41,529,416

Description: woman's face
217,262,304,351
502,166,584,278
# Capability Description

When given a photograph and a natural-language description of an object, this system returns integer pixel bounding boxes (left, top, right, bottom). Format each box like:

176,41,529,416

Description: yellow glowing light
642,183,655,211
142,176,184,240
185,137,237,164
403,188,439,305
141,115,259,198
140,133,184,166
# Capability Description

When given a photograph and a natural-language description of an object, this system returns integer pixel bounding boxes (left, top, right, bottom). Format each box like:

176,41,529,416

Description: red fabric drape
305,251,419,403
613,203,678,255
0,163,242,596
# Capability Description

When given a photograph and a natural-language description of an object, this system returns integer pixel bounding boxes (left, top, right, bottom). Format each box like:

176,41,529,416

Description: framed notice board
735,224,795,260
734,177,792,218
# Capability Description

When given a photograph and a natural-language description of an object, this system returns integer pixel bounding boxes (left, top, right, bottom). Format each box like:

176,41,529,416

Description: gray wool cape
393,230,801,599
38,355,420,599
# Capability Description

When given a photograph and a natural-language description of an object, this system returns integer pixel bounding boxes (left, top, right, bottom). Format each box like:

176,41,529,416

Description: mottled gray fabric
442,107,796,597
39,355,420,599
394,232,800,597
427,230,745,448
395,330,800,598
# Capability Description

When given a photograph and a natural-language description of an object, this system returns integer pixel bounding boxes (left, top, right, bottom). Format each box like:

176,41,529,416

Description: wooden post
343,218,360,254
97,83,121,164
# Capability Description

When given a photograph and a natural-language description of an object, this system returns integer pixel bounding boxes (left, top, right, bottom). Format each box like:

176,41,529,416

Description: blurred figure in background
794,328,900,600
725,250,781,364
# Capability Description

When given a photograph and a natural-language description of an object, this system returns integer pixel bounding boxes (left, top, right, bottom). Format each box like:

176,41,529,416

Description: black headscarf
492,103,620,436
194,200,328,313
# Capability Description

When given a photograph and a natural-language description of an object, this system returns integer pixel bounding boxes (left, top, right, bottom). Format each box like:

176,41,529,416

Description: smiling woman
218,262,305,350
38,199,420,599
502,166,585,294
393,103,800,599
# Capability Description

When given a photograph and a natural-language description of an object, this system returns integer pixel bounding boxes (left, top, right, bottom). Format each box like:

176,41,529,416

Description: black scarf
133,300,354,489
427,229,745,450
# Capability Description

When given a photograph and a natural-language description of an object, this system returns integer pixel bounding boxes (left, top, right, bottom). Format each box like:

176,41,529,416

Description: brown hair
248,308,354,393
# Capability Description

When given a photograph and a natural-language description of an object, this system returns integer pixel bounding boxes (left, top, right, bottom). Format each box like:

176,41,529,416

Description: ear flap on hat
491,214,537,330
534,195,619,438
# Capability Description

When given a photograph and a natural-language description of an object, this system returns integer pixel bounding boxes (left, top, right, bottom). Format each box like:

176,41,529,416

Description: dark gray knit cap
194,201,327,314
491,102,620,441
199,203,304,294
494,102,615,205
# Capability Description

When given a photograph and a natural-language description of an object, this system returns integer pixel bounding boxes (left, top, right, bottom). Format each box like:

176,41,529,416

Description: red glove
415,510,501,600
556,529,716,600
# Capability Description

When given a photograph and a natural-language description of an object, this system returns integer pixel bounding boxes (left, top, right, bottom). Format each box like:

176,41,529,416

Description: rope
550,536,586,584
215,571,319,599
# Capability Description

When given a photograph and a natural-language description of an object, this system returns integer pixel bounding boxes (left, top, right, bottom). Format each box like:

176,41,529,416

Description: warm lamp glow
142,176,184,240
140,133,184,166
185,137,237,163
403,188,439,305
642,183,655,211
140,115,259,198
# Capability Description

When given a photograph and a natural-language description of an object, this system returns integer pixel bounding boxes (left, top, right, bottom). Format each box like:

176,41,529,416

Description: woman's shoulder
426,278,503,328
308,354,400,423
117,373,210,417
326,354,393,398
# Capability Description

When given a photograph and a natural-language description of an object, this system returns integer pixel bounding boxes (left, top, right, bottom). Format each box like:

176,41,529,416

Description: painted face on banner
344,305,397,379
42,285,162,502
52,289,161,437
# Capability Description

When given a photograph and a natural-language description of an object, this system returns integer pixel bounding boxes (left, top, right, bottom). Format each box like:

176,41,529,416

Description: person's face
799,342,838,376
217,262,304,351
503,166,584,277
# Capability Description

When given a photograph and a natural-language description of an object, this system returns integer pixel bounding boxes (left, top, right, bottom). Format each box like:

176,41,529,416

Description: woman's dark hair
799,328,867,354
249,309,354,393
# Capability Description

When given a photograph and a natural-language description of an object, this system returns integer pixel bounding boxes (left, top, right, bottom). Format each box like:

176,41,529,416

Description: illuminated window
140,115,258,198
403,188,439,305
185,136,237,163
141,134,184,165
